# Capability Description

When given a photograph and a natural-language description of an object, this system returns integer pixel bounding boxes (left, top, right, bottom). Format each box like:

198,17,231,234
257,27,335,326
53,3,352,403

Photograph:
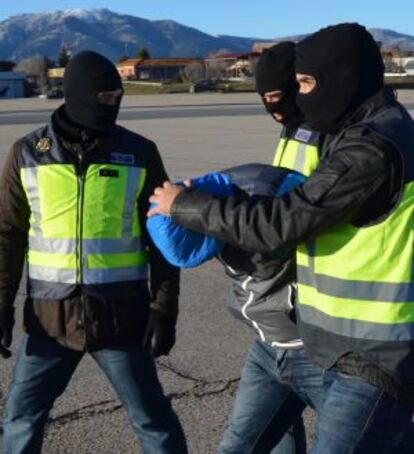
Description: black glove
142,306,177,358
0,308,14,359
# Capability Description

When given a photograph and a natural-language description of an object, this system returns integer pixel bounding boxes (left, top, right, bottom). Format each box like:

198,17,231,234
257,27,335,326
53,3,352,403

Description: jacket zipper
76,160,86,284
240,275,266,342
76,151,87,348
224,264,267,342
227,265,302,348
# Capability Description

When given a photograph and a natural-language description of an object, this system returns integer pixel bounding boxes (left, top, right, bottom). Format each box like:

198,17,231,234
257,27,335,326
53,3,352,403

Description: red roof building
116,58,201,81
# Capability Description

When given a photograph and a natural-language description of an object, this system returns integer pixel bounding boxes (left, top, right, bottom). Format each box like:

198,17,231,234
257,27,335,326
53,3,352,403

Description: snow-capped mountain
0,8,268,61
0,9,413,62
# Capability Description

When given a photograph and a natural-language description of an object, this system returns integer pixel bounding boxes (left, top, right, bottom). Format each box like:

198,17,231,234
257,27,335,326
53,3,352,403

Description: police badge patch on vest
110,152,135,165
294,129,313,143
35,138,52,153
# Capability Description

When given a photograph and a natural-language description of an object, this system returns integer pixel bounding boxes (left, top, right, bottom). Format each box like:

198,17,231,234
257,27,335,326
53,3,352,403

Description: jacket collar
320,87,398,159
342,86,397,128
51,104,119,156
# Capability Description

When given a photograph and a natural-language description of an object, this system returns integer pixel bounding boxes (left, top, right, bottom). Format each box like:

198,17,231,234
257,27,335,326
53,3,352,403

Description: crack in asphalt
46,362,240,427
158,361,239,399
48,400,123,426
157,360,206,382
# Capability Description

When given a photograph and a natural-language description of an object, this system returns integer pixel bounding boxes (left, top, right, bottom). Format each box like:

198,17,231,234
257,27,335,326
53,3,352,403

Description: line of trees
181,61,229,83
0,46,72,95
382,46,414,73
118,47,151,63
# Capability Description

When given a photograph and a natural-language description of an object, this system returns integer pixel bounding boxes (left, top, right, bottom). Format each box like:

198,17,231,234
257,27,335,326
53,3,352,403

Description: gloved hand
0,308,14,359
142,306,177,358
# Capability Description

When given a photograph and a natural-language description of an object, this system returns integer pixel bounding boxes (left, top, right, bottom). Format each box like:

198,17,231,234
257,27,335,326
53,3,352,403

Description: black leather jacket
171,87,408,398
171,91,400,255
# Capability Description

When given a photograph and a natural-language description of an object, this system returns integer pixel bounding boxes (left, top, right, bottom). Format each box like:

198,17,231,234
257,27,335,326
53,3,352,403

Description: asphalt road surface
0,91,413,453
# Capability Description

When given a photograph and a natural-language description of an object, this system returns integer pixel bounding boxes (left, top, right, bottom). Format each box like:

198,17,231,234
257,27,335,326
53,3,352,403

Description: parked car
189,80,216,93
46,86,64,99
46,77,64,99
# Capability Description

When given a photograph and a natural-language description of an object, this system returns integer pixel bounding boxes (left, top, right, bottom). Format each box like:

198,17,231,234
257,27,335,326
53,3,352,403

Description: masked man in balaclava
0,50,187,454
256,41,320,177
216,42,324,454
149,23,414,453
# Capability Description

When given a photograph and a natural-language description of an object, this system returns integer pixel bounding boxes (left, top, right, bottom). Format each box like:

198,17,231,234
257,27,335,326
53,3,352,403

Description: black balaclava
63,50,123,132
295,23,385,134
255,42,304,130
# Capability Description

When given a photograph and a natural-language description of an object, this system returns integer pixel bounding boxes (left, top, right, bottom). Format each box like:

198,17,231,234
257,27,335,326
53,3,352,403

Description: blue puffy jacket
147,163,306,268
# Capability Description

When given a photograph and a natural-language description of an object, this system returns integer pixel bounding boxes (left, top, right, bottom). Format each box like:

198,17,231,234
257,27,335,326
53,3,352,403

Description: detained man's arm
152,136,394,255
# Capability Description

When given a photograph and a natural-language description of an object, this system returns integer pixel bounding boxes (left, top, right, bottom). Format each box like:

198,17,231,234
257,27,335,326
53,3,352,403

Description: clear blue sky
1,0,413,38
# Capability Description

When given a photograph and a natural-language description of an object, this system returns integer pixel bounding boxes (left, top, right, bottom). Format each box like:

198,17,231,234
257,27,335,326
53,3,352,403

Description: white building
404,59,414,76
0,72,26,99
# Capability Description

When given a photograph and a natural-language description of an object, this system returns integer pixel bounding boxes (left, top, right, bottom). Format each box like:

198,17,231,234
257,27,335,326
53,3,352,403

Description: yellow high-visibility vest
272,126,319,177
20,126,148,299
273,125,320,285
280,106,414,383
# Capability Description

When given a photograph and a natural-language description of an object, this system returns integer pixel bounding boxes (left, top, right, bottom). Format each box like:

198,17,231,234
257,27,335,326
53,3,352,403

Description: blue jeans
312,368,414,453
218,338,325,454
3,335,187,454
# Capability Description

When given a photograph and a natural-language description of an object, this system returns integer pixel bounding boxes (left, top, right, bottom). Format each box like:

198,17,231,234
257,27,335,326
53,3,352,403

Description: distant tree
182,62,205,82
15,55,49,94
205,60,229,80
385,46,405,72
58,47,70,67
248,55,259,77
382,51,399,73
46,58,56,69
136,48,150,60
15,55,49,76
0,61,16,72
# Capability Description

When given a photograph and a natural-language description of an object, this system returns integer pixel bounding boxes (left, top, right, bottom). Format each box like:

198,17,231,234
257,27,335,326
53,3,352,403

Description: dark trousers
3,335,187,454
218,338,324,453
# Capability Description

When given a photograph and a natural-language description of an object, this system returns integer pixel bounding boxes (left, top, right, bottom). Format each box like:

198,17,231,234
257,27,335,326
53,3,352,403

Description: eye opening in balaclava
295,23,384,134
97,88,124,106
295,73,319,97
63,50,123,132
255,41,304,130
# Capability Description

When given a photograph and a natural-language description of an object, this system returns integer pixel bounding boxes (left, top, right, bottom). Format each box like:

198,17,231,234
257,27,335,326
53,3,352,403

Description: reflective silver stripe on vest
298,265,414,303
298,304,414,341
23,163,146,287
293,142,307,174
24,164,144,250
83,266,148,284
29,236,76,254
122,167,143,237
24,167,42,236
29,237,143,255
82,238,143,254
305,239,316,276
28,265,77,284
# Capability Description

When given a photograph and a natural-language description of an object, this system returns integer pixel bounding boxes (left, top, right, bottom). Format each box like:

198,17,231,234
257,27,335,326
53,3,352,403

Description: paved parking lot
0,91,413,453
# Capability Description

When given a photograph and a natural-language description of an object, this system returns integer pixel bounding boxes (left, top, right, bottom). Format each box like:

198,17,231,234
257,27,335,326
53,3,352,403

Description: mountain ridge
1,9,413,62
